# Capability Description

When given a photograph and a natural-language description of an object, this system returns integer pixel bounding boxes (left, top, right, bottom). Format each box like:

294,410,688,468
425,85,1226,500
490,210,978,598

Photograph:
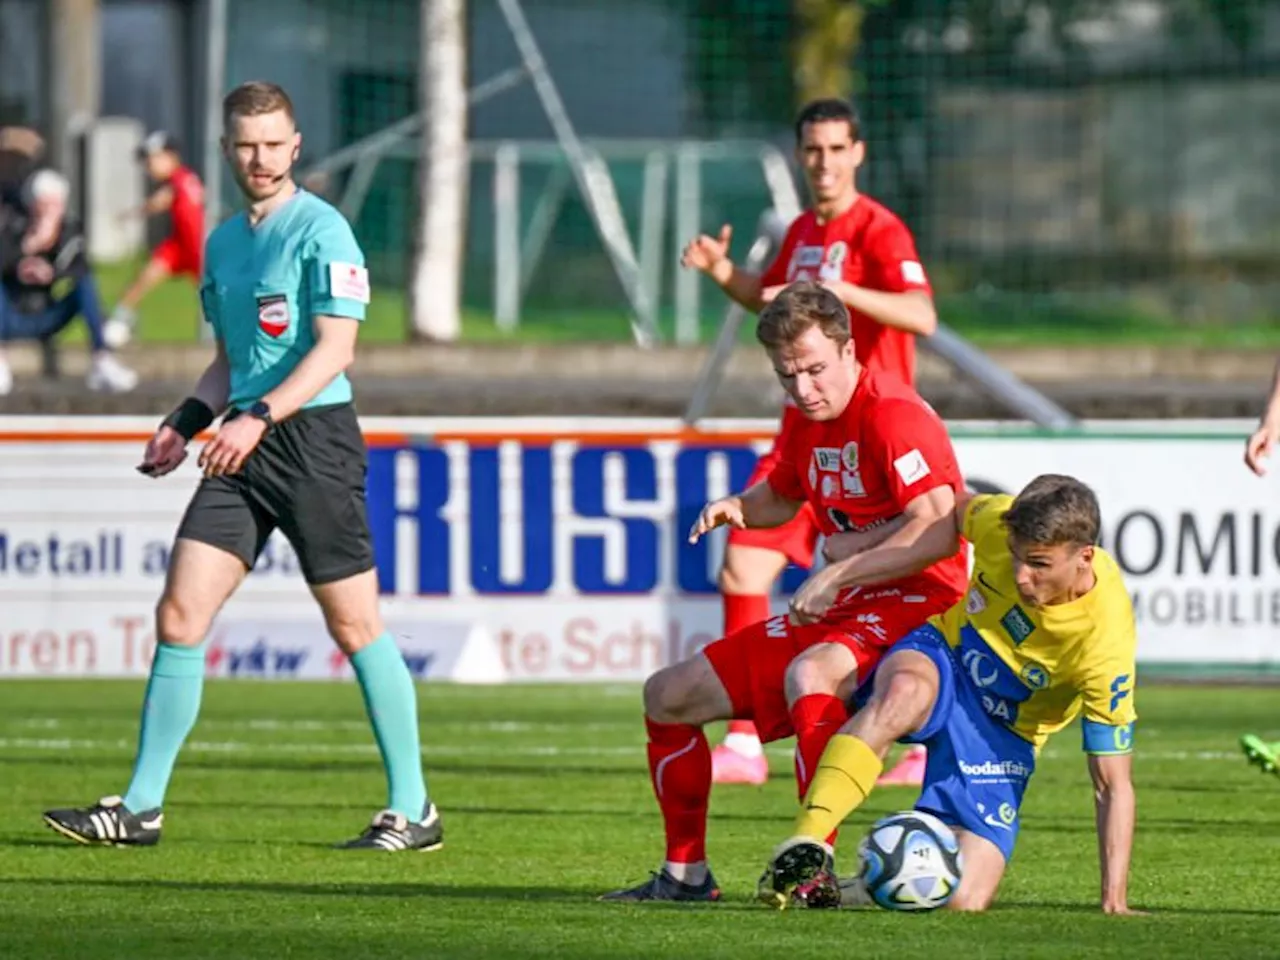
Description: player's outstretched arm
1088,753,1142,915
687,480,802,544
821,282,937,336
260,314,357,422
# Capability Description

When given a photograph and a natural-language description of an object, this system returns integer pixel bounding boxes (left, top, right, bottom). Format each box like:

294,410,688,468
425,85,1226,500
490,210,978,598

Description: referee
43,82,442,852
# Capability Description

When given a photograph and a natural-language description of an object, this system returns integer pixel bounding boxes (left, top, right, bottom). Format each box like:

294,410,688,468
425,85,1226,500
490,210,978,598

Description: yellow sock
792,735,883,840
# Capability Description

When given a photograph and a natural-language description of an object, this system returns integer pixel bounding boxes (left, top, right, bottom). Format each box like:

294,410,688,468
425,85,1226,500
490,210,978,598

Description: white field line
0,735,1242,763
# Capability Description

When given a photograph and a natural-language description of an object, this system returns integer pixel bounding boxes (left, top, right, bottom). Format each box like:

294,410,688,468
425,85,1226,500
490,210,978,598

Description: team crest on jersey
821,474,838,500
819,241,848,281
808,460,818,488
256,294,290,338
965,587,986,615
1020,661,1049,690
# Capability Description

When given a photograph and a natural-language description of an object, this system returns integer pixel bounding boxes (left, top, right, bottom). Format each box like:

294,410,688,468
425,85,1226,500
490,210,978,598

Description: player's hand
680,224,732,276
1244,421,1280,476
687,496,746,544
820,278,858,304
198,415,267,478
137,425,189,478
16,256,53,285
789,568,842,625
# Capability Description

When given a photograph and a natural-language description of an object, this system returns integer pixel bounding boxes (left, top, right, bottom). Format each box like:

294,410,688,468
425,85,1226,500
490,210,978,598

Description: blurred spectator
105,131,205,348
0,126,138,395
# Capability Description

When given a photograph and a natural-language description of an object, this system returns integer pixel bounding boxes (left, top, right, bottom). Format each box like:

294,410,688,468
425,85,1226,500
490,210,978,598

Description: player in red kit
681,98,937,787
600,282,966,904
104,132,206,348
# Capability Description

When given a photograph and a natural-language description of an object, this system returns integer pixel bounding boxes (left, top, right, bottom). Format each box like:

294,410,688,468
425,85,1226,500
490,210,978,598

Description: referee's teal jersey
199,190,370,411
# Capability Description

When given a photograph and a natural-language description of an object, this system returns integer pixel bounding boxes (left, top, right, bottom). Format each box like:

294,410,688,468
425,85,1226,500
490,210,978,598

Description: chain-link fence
205,0,1280,340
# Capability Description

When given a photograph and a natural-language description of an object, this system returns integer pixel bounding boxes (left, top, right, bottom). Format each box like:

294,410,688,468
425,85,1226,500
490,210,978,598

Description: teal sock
121,642,206,813
351,632,429,819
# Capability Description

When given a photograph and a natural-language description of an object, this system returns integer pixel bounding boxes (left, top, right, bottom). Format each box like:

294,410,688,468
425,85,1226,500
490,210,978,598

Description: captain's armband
1082,719,1134,756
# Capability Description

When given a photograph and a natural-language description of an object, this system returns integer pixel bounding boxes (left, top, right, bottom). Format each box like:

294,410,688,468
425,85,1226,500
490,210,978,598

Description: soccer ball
858,810,963,911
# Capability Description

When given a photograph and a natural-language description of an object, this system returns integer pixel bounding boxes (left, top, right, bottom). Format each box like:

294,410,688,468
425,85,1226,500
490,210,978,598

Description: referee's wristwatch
246,400,275,430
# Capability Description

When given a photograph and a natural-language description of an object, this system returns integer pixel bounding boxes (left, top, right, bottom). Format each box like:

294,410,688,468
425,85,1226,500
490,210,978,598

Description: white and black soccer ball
858,810,963,911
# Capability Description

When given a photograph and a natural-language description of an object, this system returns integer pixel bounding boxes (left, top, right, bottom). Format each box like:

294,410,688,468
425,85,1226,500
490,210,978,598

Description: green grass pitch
1,680,1277,959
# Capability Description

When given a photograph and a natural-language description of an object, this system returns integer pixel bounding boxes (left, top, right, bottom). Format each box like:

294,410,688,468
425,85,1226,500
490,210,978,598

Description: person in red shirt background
104,131,206,348
681,97,937,787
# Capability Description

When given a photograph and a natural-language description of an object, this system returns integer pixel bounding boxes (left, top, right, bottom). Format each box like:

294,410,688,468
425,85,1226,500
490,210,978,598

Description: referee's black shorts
175,401,374,585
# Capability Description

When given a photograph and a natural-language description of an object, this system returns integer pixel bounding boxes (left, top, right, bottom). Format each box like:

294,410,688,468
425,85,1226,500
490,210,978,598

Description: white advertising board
0,417,1274,681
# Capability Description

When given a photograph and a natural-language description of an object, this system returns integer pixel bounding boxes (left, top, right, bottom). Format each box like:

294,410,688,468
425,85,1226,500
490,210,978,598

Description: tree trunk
410,0,468,341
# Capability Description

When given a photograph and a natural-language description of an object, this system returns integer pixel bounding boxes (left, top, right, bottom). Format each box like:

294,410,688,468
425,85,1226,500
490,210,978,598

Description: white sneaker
0,356,12,396
87,353,138,393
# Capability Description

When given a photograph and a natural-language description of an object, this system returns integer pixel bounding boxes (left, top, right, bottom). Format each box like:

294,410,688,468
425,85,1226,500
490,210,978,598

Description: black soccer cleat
338,803,444,851
757,837,838,910
42,796,163,847
599,868,722,903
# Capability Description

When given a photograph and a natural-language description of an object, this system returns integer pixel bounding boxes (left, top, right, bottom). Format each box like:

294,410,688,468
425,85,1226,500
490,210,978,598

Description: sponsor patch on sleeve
893,449,931,486
901,260,926,285
328,262,371,303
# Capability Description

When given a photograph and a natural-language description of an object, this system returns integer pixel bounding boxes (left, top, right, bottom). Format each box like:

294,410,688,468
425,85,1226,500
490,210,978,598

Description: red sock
646,718,712,863
722,594,771,740
790,693,849,845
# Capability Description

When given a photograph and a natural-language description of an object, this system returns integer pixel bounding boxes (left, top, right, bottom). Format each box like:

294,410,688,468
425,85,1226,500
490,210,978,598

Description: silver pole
199,0,227,343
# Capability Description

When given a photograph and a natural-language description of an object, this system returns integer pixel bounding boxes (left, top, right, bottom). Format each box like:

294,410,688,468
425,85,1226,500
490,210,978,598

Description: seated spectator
0,126,137,395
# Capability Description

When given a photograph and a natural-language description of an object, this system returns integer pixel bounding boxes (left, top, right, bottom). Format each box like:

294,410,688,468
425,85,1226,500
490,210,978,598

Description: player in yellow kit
757,474,1141,913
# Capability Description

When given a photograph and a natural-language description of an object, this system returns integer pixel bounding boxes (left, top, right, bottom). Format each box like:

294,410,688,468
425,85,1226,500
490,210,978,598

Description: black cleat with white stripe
339,803,443,851
42,796,163,846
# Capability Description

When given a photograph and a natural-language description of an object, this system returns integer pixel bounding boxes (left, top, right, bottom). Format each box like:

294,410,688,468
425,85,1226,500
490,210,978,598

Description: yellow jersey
928,494,1137,755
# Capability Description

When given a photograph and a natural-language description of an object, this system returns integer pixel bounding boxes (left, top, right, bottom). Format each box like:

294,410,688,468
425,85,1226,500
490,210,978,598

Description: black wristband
161,397,216,441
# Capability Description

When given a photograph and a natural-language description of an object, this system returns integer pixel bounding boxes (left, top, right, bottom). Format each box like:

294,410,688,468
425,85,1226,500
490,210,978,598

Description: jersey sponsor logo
962,647,1000,688
901,260,926,285
1000,605,1035,645
841,470,866,497
893,449,931,486
820,475,838,500
329,261,371,303
256,294,290,338
814,447,841,472
960,760,1031,780
793,245,824,269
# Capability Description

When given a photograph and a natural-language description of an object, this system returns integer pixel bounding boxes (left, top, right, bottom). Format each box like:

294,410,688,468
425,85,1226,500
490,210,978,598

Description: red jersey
767,370,967,603
168,165,205,248
762,196,930,386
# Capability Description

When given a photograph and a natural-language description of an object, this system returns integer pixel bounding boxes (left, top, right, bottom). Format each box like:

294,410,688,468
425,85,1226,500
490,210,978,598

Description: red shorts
152,236,202,277
701,585,958,743
727,407,820,568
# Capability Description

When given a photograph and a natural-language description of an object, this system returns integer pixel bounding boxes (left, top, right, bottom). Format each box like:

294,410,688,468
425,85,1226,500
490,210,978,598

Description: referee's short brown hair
223,81,296,129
